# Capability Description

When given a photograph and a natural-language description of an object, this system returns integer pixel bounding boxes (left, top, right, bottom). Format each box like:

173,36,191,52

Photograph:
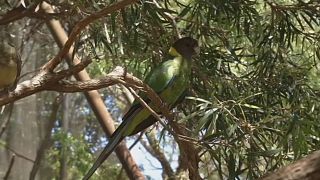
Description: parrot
0,43,19,90
83,37,199,179
0,43,20,113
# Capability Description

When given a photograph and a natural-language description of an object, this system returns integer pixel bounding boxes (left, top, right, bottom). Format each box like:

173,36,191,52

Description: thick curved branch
260,150,320,180
0,59,91,105
42,0,138,71
0,64,201,178
0,0,43,25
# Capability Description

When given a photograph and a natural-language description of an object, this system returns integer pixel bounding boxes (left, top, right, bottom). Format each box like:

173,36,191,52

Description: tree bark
260,150,320,180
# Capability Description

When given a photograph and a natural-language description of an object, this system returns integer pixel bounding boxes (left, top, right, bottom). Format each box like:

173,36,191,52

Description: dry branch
42,0,138,71
260,150,320,180
0,0,43,25
0,1,200,178
3,155,15,180
29,95,61,180
142,132,174,178
0,59,91,105
0,62,202,178
0,141,34,163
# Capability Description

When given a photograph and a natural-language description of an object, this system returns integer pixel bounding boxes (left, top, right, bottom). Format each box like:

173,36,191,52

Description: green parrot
83,37,199,179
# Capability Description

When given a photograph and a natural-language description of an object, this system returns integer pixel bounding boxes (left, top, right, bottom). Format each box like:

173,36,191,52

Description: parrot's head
0,43,17,64
169,37,199,60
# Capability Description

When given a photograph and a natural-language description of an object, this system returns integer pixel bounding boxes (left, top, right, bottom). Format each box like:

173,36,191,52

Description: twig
29,95,62,180
143,131,174,178
42,0,138,71
0,103,14,138
3,154,15,180
0,141,34,163
150,0,181,38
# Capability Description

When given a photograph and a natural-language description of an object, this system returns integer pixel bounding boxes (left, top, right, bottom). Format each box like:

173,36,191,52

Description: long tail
83,104,143,179
82,124,127,180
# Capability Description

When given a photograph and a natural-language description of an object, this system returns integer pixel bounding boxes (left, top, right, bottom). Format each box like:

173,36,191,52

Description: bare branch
0,58,91,105
29,95,62,180
0,141,34,163
142,132,174,178
41,0,138,71
0,63,201,178
0,0,43,25
0,103,14,138
3,155,15,180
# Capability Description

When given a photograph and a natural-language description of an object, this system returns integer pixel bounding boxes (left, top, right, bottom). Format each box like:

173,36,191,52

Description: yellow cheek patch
169,47,181,57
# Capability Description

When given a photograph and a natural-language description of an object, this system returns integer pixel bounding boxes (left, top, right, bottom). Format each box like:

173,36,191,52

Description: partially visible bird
0,43,20,90
83,37,199,180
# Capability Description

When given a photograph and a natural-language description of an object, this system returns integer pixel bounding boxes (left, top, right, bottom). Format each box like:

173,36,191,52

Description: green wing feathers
83,37,198,179
124,56,191,136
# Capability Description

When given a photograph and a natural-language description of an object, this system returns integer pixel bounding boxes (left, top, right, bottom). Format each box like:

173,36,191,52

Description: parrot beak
169,47,179,57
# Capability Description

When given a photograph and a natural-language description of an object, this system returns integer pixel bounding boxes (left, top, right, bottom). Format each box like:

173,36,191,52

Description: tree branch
0,0,44,25
0,64,201,179
0,103,14,138
29,95,62,180
142,131,174,178
0,59,91,105
260,150,320,180
3,155,15,180
40,2,144,179
121,72,201,179
0,141,34,163
41,0,138,71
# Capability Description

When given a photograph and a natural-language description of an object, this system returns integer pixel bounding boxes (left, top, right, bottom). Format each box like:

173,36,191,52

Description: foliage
1,0,320,179
48,130,126,179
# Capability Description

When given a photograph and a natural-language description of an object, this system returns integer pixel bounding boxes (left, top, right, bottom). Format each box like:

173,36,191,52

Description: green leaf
241,103,261,109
